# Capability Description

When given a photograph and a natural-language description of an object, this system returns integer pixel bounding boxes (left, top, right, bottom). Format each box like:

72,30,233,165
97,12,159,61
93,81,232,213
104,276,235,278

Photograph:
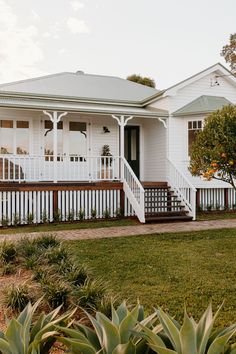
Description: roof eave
0,91,150,108
0,100,168,118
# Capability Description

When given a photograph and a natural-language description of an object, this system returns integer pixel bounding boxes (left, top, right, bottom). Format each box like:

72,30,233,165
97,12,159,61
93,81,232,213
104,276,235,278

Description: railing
121,157,145,223
0,154,120,182
0,154,146,223
167,158,197,220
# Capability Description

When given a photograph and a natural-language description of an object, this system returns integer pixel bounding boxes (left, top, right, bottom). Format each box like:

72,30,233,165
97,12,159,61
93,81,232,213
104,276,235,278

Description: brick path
1,219,236,242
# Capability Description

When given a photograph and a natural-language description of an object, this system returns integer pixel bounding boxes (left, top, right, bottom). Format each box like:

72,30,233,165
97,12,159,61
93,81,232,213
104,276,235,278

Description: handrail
121,157,145,223
167,158,196,220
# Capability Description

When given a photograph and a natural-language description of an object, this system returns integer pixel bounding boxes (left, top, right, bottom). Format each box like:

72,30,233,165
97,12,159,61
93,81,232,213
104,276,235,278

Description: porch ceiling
0,96,168,118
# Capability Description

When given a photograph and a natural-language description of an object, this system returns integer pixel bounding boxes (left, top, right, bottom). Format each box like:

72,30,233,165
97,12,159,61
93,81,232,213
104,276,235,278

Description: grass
0,219,137,235
197,211,236,221
69,228,236,327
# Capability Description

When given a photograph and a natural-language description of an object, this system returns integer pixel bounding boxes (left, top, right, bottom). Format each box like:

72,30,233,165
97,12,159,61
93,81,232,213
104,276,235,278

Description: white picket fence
198,188,236,211
0,188,135,226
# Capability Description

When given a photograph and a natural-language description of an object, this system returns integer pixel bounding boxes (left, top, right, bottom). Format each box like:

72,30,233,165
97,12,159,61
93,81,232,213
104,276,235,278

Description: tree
221,33,236,74
126,74,156,88
189,105,236,189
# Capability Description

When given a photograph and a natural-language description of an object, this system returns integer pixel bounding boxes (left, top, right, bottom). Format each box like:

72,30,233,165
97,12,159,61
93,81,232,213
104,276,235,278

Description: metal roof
0,72,160,104
0,96,168,118
173,95,232,116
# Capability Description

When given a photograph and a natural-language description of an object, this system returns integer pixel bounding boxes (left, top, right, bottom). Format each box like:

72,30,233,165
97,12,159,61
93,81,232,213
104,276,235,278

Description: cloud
0,0,45,82
70,1,84,11
67,17,90,34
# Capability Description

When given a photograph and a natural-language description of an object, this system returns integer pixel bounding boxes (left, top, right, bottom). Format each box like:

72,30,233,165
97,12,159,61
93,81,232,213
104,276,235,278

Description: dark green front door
124,126,140,178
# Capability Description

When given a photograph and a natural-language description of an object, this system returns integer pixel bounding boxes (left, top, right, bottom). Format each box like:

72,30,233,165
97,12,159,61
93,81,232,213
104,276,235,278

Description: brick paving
0,219,236,242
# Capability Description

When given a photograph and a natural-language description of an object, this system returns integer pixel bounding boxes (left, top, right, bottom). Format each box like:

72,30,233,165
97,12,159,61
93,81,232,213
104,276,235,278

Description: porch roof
0,96,168,118
173,95,232,116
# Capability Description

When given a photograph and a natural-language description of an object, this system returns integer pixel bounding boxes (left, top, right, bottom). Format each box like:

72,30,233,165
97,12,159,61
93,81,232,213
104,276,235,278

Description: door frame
124,123,144,181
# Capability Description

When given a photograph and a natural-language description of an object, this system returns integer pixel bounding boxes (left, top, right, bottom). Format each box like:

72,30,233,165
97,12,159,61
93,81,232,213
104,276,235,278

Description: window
44,120,63,156
16,121,29,154
188,120,203,153
0,120,30,154
69,122,87,156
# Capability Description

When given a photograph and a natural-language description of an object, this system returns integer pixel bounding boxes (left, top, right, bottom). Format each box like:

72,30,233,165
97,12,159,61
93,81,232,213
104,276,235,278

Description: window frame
187,118,204,157
0,118,32,155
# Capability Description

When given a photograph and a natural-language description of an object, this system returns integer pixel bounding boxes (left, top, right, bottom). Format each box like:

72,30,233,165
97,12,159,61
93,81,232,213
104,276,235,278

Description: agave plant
58,301,159,354
0,299,76,354
139,303,236,354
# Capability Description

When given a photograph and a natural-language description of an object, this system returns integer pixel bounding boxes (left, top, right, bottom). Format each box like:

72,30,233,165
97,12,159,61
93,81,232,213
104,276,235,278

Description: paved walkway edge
0,219,236,242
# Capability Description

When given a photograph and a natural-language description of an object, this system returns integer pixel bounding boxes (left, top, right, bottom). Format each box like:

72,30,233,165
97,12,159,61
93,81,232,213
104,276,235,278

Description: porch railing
0,155,120,182
121,157,145,223
167,158,197,220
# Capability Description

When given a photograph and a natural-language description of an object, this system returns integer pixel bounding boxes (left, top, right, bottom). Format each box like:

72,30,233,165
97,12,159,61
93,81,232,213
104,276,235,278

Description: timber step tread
145,215,193,223
145,211,188,217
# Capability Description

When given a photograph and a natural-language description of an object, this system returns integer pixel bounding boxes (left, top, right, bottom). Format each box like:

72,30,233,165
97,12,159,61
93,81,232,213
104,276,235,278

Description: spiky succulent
58,301,159,354
139,303,236,354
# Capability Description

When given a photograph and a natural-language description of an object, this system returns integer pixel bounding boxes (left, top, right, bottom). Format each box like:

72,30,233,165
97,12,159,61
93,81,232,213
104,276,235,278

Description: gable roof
173,95,232,116
0,72,160,105
146,63,236,104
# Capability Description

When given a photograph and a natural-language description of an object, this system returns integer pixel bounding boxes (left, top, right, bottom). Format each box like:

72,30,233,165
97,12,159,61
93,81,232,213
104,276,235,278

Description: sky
0,0,235,89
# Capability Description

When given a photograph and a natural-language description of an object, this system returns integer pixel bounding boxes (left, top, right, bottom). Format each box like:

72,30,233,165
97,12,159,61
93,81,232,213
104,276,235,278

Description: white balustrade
121,157,145,223
0,154,146,223
167,158,197,220
0,154,120,182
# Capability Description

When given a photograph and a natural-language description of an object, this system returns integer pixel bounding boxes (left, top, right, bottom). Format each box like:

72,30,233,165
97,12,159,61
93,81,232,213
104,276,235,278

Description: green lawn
69,228,236,327
0,219,137,235
197,211,236,221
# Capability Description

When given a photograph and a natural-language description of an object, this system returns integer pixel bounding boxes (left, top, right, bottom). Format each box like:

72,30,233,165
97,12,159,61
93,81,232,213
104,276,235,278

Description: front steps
143,182,192,223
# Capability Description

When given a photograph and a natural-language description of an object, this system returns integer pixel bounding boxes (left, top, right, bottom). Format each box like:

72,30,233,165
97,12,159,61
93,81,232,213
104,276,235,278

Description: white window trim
0,118,32,155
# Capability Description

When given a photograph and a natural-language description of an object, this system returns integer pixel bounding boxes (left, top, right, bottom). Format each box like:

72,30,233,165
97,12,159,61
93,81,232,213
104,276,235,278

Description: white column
43,111,67,183
111,115,133,180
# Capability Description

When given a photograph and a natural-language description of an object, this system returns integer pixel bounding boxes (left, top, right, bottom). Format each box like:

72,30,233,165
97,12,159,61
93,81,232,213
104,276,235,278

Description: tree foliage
189,105,236,189
127,74,156,88
221,33,236,74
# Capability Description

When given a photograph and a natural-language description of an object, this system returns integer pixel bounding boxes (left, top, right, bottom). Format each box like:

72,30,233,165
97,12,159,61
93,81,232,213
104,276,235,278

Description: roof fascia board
0,100,168,118
0,91,145,108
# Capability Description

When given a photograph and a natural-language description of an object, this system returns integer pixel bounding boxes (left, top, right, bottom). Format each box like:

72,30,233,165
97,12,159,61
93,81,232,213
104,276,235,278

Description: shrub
72,278,108,310
67,210,75,221
13,213,20,226
103,208,110,219
24,255,39,270
91,208,97,219
42,277,71,309
46,244,69,265
41,209,48,223
78,209,85,221
34,234,60,249
64,264,89,287
0,241,17,264
0,263,16,276
1,215,9,227
53,209,61,222
4,284,32,312
26,212,34,224
17,237,39,259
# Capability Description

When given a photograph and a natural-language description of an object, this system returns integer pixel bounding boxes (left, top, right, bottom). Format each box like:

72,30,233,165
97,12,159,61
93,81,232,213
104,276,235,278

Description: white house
0,63,235,225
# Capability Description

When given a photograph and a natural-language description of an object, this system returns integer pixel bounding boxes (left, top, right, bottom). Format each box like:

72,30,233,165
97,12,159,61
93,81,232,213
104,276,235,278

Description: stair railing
120,157,145,223
167,158,197,220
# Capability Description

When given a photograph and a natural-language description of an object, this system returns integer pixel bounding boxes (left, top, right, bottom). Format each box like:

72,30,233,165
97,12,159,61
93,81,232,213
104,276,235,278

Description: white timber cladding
150,70,236,189
129,117,167,182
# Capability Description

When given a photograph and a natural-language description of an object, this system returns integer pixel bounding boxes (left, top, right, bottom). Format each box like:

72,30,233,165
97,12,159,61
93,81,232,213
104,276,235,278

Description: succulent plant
58,301,158,354
139,303,236,354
